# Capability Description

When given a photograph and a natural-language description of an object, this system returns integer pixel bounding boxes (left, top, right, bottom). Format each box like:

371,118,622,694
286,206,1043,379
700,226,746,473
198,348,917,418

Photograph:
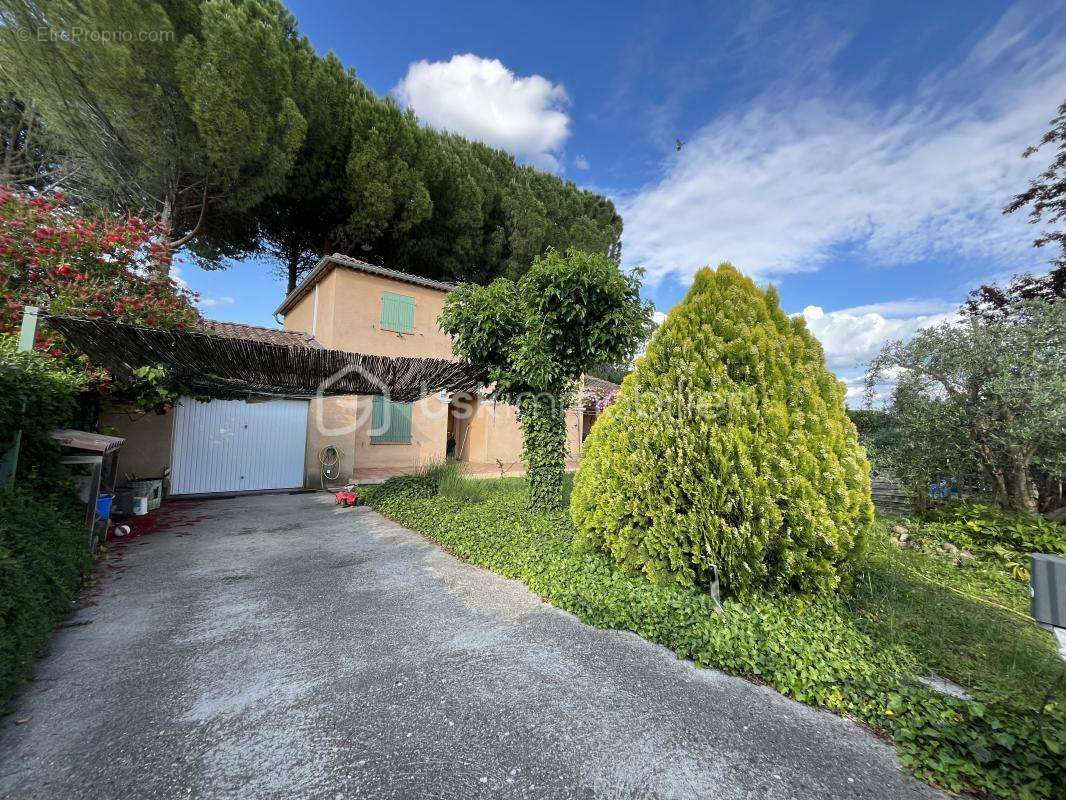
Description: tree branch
170,185,209,249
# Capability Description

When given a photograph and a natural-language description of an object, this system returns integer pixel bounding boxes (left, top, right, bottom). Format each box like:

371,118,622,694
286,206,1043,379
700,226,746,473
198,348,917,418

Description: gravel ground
0,493,945,800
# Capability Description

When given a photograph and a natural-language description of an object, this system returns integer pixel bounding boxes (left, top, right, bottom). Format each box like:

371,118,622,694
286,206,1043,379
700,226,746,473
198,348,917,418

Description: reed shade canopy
44,315,489,402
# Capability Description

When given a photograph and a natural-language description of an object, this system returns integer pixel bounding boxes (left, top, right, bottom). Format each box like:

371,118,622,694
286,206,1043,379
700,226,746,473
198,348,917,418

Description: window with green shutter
380,292,416,333
370,396,413,443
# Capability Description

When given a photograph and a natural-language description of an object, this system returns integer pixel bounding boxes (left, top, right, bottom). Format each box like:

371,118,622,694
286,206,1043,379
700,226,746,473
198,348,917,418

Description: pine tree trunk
517,393,567,511
286,245,300,294
155,196,175,275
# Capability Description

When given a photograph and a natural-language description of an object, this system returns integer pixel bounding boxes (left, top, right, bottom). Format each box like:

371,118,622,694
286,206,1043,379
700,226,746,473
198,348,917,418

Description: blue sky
182,0,1066,402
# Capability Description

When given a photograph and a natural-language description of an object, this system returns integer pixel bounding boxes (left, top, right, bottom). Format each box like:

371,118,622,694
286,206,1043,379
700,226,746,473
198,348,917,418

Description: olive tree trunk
517,393,567,511
1006,452,1038,514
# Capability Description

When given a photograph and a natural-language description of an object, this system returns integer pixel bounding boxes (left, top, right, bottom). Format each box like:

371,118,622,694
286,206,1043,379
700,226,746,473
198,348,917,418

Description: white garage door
170,397,308,495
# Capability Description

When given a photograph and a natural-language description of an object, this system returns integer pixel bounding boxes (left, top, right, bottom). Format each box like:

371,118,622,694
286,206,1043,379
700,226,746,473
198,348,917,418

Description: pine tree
571,264,873,597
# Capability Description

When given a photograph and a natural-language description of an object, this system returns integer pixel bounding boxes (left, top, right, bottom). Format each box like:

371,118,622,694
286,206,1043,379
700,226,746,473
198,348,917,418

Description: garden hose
318,445,343,487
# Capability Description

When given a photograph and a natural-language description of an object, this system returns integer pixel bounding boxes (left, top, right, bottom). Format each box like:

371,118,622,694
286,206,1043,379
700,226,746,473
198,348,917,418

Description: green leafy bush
0,341,94,708
0,338,81,488
571,264,874,596
360,473,438,506
362,460,494,506
366,479,1063,799
0,486,90,708
911,503,1065,581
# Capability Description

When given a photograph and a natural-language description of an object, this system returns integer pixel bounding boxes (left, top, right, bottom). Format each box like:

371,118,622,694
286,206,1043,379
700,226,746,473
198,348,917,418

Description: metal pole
0,306,40,486
17,305,38,352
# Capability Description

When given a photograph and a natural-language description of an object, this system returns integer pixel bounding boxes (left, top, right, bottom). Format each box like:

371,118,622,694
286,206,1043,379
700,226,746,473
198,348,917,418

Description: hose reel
318,444,343,486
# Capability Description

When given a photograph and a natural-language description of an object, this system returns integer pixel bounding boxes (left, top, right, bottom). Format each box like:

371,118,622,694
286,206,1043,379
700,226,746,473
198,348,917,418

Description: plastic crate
128,478,162,511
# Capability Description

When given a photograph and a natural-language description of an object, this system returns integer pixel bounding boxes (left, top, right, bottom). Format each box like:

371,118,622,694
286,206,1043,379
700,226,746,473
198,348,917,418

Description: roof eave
273,255,333,317
274,254,456,318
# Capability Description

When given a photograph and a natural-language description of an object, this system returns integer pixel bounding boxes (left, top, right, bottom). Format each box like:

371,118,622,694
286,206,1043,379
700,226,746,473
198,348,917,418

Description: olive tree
439,248,651,510
867,300,1066,513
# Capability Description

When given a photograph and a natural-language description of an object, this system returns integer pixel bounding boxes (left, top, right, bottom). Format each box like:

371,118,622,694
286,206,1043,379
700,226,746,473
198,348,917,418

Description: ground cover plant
364,466,1065,800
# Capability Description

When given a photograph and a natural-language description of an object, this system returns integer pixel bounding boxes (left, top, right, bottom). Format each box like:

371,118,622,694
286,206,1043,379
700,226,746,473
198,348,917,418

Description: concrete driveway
0,493,943,800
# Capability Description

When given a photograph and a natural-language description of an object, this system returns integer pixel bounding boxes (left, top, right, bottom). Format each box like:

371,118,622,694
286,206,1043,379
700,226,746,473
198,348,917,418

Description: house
103,254,617,495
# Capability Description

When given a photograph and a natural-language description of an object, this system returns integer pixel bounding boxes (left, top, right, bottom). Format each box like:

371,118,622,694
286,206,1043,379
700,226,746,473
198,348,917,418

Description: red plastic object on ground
335,490,359,507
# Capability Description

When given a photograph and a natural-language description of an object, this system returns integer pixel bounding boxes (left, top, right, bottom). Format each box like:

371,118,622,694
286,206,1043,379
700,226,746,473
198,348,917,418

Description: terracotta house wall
99,405,174,480
303,395,359,487
284,266,468,478
565,407,581,460
305,268,454,358
457,397,524,470
455,397,583,472
351,394,448,470
284,269,339,345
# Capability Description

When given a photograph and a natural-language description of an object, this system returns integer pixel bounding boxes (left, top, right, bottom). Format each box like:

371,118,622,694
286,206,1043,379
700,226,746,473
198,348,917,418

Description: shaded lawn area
849,525,1062,708
364,474,1064,799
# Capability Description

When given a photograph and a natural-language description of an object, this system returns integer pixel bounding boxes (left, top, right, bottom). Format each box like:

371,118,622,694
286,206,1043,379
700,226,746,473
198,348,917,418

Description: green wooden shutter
380,292,415,333
370,396,412,443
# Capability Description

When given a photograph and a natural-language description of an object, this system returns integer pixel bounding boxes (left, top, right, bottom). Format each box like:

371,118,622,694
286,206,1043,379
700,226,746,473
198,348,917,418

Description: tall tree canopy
1005,95,1065,268
1,1,624,289
963,263,1066,321
0,0,309,271
0,91,71,192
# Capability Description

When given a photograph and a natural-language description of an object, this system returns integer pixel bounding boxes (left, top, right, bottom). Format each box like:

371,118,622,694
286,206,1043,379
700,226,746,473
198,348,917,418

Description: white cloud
394,54,570,170
619,6,1066,284
841,374,867,403
800,302,956,370
194,295,236,309
573,154,590,170
170,263,189,291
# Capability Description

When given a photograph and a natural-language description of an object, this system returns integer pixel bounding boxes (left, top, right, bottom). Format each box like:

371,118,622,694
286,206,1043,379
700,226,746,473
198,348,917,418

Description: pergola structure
45,315,489,402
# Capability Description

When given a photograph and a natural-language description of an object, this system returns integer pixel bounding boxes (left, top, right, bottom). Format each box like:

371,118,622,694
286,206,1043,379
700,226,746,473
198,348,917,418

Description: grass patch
851,521,1062,708
365,474,1065,800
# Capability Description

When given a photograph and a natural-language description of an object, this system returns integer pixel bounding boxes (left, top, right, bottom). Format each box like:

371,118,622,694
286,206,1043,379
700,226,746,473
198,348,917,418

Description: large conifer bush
571,264,873,597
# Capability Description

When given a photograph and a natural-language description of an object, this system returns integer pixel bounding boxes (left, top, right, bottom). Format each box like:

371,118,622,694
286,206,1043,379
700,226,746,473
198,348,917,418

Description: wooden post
0,305,40,486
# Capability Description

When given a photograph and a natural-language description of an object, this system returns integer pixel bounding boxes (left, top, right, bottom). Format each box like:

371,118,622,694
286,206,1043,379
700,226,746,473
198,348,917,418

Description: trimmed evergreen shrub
571,264,873,596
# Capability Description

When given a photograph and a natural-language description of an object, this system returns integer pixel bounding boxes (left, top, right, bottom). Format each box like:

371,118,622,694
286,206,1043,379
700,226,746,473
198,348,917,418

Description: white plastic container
129,479,162,511
133,496,149,516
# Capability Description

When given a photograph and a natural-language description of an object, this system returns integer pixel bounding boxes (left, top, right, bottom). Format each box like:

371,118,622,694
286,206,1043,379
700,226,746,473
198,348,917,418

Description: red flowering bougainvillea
0,187,202,397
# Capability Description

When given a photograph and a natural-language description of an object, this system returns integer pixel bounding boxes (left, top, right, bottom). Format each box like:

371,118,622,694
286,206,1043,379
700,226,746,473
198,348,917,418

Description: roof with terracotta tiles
206,320,320,349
